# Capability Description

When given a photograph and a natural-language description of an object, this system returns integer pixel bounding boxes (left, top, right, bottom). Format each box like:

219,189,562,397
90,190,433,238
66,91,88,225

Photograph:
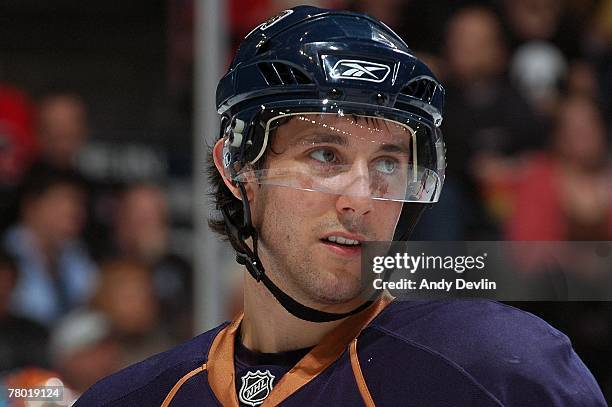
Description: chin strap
222,183,376,323
393,203,429,241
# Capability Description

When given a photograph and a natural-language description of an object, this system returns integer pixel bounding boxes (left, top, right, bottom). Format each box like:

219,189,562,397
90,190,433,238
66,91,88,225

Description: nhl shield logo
238,370,275,406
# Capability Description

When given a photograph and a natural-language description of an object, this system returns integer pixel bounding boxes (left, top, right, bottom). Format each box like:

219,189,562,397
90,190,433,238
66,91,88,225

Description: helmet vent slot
257,62,313,85
400,78,438,103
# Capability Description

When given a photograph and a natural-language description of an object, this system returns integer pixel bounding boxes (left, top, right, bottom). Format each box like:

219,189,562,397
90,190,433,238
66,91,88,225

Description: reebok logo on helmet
329,59,391,83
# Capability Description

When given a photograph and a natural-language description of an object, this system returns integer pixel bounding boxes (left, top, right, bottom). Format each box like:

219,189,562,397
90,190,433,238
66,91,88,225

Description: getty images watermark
361,241,612,301
371,252,496,292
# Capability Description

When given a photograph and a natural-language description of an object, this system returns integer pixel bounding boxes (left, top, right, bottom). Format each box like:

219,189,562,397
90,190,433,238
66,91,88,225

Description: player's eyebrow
300,133,348,146
295,131,411,155
375,141,411,155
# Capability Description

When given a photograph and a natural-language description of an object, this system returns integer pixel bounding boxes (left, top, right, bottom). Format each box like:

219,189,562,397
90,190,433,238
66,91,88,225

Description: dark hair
207,143,242,248
206,119,288,251
19,162,87,208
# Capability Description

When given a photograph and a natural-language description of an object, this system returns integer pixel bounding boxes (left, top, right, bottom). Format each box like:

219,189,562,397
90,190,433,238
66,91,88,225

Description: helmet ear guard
220,107,274,185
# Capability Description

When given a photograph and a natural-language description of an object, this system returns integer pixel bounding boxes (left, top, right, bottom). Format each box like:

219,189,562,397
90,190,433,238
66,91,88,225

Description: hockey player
76,6,606,406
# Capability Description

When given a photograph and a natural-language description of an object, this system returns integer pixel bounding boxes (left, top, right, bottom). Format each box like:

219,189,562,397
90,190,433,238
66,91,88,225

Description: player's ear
212,138,255,202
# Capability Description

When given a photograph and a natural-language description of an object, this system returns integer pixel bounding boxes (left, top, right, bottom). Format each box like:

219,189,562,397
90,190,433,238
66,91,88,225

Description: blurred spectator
445,7,507,87
31,91,115,261
49,310,121,395
509,41,567,114
36,92,89,171
0,84,37,183
416,6,544,239
2,164,97,326
112,183,192,340
91,259,173,365
0,84,37,233
500,0,595,115
507,96,612,240
566,59,600,100
115,184,169,263
501,0,582,59
0,248,49,372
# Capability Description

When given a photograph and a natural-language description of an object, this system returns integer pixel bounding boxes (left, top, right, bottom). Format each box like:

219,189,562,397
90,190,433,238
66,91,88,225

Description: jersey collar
206,292,393,406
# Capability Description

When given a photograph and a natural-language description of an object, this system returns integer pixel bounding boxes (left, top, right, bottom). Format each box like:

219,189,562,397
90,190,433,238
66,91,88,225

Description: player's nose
334,161,374,216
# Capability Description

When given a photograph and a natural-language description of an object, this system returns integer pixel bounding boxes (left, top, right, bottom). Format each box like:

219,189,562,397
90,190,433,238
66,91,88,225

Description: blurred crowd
0,91,194,400
395,0,612,241
1,0,612,403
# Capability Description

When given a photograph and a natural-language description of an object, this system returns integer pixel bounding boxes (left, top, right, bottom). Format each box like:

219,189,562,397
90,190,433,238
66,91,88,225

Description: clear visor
227,111,445,203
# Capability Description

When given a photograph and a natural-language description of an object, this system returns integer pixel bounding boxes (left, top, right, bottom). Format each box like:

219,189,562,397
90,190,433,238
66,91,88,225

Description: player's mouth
320,233,364,258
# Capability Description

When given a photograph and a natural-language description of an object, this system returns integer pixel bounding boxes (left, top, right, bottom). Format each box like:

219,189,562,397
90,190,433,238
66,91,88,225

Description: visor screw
327,88,342,100
375,93,387,105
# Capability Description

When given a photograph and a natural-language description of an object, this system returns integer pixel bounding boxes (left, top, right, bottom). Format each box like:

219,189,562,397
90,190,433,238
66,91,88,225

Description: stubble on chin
258,224,366,307
254,189,373,307
303,269,365,305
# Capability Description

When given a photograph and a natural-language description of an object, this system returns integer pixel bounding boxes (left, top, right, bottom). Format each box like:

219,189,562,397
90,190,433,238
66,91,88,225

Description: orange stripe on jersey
161,364,207,407
208,315,243,407
350,338,375,407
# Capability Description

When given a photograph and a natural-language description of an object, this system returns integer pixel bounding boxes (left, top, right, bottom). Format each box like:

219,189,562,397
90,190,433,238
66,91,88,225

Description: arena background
0,0,610,403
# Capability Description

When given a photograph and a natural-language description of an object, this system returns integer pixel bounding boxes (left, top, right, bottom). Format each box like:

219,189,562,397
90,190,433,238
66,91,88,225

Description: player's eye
309,148,337,164
373,158,398,174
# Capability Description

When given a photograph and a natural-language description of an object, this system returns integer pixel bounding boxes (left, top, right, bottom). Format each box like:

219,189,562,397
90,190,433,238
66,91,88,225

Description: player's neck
240,274,345,354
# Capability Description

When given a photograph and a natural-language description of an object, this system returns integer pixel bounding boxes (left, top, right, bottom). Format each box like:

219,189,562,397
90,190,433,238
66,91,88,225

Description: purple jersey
75,297,606,406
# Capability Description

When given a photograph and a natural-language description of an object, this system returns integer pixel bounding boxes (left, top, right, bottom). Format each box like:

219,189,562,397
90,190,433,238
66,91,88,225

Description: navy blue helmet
217,7,444,122
216,6,445,213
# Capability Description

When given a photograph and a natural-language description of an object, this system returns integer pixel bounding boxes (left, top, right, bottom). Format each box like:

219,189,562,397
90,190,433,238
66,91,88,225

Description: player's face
248,115,404,306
